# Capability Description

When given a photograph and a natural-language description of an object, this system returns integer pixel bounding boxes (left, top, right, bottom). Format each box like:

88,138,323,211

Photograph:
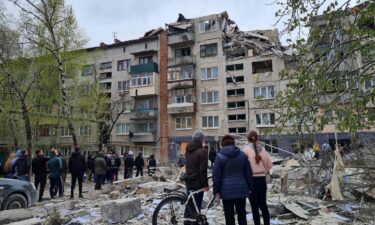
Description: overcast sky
62,0,288,48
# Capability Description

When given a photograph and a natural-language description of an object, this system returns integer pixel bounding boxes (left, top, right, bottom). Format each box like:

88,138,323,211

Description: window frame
99,62,112,70
175,117,193,130
199,19,217,33
200,67,218,80
227,88,245,97
201,90,219,104
200,43,218,57
254,86,275,100
255,113,276,127
117,59,131,71
116,123,130,135
227,101,246,109
202,116,219,129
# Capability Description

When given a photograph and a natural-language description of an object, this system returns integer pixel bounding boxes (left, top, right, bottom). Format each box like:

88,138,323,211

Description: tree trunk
20,98,33,153
9,117,19,150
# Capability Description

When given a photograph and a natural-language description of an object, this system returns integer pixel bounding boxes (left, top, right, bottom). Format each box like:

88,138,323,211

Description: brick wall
159,30,169,163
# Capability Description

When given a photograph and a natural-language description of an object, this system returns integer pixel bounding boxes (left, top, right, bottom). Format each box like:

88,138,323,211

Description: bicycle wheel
152,195,197,225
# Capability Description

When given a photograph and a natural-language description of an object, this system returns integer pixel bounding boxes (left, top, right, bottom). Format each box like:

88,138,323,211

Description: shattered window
227,101,245,109
81,64,94,76
226,76,244,84
252,60,273,74
228,127,247,133
227,88,245,96
199,19,217,33
200,43,218,57
175,47,191,58
226,64,244,71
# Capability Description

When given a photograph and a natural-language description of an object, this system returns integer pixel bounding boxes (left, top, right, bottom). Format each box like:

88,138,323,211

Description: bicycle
152,182,216,225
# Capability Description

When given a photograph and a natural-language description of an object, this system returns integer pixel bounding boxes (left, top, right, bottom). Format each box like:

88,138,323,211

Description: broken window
226,64,243,71
228,114,246,121
226,76,244,84
254,86,275,99
139,56,153,64
227,88,245,97
227,101,245,109
200,67,218,80
252,60,273,74
228,127,247,134
82,64,94,76
202,116,219,128
200,43,218,57
256,113,275,127
39,125,57,137
175,47,191,58
199,19,217,33
99,72,112,80
117,59,131,71
99,62,112,69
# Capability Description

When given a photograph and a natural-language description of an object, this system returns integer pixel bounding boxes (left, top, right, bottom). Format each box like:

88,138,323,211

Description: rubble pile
2,146,375,224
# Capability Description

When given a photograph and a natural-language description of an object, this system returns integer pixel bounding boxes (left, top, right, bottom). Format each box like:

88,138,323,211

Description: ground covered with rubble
1,145,375,224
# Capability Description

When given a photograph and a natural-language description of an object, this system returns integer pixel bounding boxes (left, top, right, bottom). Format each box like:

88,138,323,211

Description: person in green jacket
47,150,63,198
94,152,107,190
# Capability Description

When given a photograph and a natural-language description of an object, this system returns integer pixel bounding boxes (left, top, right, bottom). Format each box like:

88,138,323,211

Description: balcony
168,31,195,47
130,62,158,74
168,56,195,68
129,73,158,96
130,109,157,120
129,123,156,142
167,95,196,114
131,133,156,142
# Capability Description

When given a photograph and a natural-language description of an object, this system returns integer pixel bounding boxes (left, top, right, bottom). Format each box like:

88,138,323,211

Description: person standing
243,130,272,225
134,152,145,177
177,154,186,168
32,150,49,202
68,148,87,199
184,131,208,225
148,155,157,176
87,153,96,182
213,134,253,225
209,147,217,170
124,151,134,179
94,151,107,190
12,150,31,181
109,151,121,182
4,153,16,179
48,150,63,198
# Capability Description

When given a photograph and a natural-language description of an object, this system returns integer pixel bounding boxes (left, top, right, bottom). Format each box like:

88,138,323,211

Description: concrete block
100,197,141,223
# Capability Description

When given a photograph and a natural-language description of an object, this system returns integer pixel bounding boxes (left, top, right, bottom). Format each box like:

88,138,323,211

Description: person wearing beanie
184,130,208,224
242,130,272,225
213,134,253,225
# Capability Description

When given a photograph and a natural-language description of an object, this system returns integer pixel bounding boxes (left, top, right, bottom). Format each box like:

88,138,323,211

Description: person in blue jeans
213,134,253,225
48,150,63,198
184,131,208,225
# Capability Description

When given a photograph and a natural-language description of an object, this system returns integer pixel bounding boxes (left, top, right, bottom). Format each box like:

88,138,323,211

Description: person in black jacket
213,134,253,225
68,148,87,198
124,151,134,179
87,153,95,182
109,151,121,183
134,152,145,177
12,150,31,181
184,131,208,225
209,147,217,170
148,155,157,176
32,149,49,202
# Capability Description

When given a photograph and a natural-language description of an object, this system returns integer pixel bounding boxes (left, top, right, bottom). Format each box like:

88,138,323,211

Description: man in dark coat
134,152,145,177
87,153,95,182
47,151,63,198
32,149,49,201
124,151,134,179
68,148,87,198
109,151,121,182
184,131,208,224
209,147,217,170
12,150,31,181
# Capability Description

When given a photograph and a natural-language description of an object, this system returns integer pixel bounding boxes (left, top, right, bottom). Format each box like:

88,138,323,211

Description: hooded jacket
68,151,87,175
185,142,208,189
94,152,107,175
12,154,31,176
48,152,62,178
213,145,253,200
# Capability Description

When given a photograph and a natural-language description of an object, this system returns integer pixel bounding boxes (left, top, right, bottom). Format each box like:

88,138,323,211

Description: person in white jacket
242,130,272,225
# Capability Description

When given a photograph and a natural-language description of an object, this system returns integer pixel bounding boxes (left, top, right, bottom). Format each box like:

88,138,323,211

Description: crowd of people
184,130,272,225
3,147,158,202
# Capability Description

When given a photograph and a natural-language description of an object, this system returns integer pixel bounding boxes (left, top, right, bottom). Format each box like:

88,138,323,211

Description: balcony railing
130,62,158,74
168,31,195,47
130,109,157,120
168,95,195,104
168,70,194,81
168,56,195,67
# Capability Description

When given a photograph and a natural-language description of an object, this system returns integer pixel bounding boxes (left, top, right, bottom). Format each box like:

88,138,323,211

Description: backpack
110,156,117,168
